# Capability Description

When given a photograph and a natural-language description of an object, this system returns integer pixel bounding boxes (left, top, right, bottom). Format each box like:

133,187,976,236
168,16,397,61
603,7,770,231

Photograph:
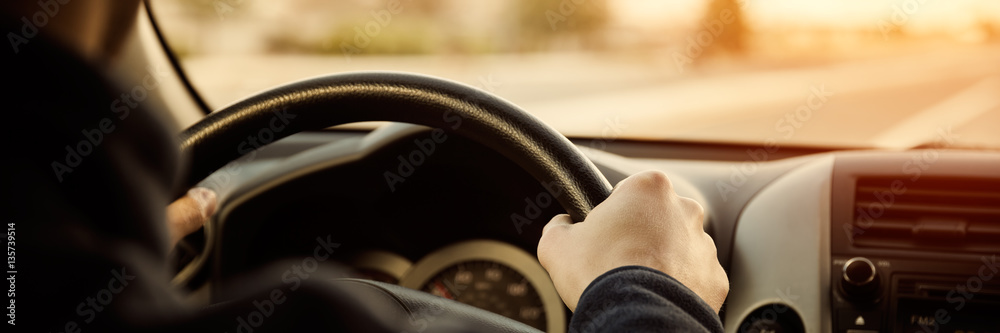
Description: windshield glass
153,0,1000,150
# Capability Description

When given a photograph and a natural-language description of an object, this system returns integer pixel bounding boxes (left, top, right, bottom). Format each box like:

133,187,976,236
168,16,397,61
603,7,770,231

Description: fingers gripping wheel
178,71,612,222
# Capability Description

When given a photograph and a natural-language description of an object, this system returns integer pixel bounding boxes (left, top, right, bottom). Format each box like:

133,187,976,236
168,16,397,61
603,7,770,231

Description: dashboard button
840,257,881,302
837,309,882,331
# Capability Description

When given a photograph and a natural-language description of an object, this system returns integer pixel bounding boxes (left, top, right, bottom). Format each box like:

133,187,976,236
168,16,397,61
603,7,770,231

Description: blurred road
184,43,1000,149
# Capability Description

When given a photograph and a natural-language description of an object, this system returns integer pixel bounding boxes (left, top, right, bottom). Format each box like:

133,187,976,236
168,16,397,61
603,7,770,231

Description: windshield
153,0,1000,150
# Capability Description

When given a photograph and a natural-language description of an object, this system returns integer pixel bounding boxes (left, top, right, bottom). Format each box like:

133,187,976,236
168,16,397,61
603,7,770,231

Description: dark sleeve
569,266,725,333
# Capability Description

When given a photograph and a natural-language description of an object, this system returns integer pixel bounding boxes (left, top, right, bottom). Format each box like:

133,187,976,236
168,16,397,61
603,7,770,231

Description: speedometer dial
400,240,565,333
421,260,546,330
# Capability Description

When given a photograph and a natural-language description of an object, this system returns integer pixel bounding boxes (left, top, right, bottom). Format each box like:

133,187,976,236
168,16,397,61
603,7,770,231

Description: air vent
851,177,1000,253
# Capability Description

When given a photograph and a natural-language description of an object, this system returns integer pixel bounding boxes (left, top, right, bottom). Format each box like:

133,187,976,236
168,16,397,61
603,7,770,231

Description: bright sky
613,0,1000,33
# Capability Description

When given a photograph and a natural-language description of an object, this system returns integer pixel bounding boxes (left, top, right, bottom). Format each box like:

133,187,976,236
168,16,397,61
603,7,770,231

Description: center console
830,153,1000,333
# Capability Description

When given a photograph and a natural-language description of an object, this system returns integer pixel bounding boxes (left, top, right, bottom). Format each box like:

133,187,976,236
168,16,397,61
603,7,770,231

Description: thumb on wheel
538,213,573,270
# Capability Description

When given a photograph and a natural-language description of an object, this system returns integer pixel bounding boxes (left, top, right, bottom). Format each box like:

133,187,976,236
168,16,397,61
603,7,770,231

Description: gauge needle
432,281,455,300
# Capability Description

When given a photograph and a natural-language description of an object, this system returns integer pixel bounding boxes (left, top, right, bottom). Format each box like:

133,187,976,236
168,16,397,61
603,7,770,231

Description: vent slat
852,177,1000,254
855,185,1000,200
854,201,1000,215
969,223,1000,237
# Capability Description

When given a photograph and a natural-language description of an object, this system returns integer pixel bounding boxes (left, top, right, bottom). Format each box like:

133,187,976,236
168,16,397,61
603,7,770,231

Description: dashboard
177,123,1000,333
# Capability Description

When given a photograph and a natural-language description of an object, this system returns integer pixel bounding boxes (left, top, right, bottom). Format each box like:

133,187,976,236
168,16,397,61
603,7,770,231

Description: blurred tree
161,0,212,17
980,20,1000,42
163,0,239,20
515,0,609,52
702,0,747,55
146,0,219,57
407,0,445,15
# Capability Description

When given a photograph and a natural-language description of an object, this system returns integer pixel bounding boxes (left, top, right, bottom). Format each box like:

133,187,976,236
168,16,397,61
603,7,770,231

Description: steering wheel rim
178,71,612,222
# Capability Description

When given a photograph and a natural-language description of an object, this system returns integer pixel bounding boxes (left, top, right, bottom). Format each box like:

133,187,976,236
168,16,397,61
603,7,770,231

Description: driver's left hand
166,187,217,247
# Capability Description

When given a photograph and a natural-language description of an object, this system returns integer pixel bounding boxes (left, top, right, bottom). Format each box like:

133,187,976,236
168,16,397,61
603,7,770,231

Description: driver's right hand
537,170,729,313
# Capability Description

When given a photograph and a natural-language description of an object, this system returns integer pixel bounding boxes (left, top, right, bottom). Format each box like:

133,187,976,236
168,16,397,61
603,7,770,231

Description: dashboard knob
841,257,880,302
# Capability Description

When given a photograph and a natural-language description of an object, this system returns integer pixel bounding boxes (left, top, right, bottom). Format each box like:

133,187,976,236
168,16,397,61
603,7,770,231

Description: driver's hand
537,171,729,313
166,187,217,247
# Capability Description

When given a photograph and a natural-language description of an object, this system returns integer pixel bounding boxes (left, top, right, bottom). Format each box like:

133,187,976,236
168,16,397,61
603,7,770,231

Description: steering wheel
177,72,613,331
